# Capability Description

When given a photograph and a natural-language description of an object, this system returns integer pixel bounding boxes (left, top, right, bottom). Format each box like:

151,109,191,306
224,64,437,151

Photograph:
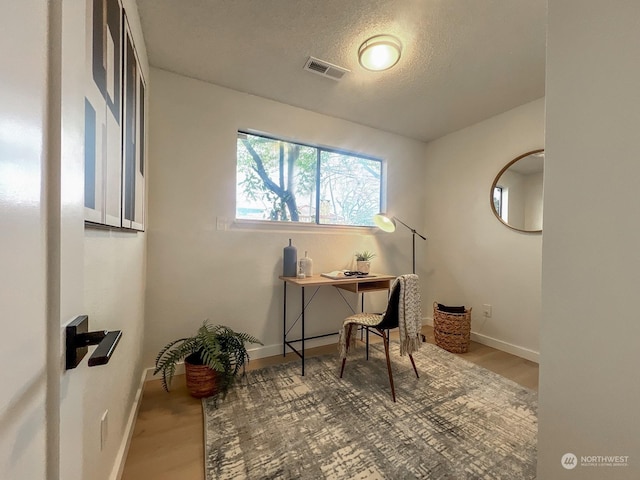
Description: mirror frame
490,149,544,234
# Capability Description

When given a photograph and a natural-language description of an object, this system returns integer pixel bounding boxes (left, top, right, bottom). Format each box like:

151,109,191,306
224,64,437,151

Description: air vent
303,57,349,81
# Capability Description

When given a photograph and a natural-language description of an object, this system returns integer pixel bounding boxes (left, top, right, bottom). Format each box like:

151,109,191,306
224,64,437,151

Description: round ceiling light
358,34,402,71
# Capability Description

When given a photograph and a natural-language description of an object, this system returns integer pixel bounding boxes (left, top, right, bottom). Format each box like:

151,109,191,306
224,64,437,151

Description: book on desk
321,270,376,280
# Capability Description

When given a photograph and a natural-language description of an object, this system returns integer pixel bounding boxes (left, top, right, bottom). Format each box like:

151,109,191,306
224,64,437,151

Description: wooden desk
280,273,395,375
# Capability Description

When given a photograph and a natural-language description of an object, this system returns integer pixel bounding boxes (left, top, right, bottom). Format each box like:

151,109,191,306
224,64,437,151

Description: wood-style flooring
121,326,538,480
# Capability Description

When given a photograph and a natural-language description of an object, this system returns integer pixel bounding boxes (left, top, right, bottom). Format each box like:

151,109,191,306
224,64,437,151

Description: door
0,1,52,479
1,2,86,479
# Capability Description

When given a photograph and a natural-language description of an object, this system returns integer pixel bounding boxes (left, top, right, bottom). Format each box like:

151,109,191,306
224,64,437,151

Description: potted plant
355,250,376,274
154,321,262,399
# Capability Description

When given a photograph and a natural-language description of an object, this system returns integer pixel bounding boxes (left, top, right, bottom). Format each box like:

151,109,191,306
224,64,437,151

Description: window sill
230,219,378,235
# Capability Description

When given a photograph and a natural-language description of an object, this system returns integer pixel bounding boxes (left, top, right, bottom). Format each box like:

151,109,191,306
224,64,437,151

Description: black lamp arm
394,217,427,241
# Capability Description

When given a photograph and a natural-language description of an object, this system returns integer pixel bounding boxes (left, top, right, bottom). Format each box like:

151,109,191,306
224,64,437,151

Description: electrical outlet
216,216,228,231
483,304,492,318
100,410,108,451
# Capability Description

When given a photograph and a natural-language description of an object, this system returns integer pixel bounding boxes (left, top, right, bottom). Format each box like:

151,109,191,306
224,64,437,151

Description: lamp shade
373,213,396,232
358,35,402,71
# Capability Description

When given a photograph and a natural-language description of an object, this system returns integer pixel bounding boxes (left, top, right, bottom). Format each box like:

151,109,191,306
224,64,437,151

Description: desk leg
301,286,305,376
366,327,370,360
362,292,370,360
359,292,364,340
283,281,287,357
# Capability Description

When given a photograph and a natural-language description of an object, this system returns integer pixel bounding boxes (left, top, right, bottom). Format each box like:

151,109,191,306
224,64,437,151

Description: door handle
65,315,122,369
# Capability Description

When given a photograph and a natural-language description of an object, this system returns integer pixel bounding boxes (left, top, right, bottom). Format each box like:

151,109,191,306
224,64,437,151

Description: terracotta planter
184,354,219,398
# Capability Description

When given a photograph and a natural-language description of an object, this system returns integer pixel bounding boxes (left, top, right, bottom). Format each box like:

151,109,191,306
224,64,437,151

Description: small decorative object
433,302,472,353
297,260,306,279
154,321,262,398
283,239,297,277
355,250,376,274
300,251,313,277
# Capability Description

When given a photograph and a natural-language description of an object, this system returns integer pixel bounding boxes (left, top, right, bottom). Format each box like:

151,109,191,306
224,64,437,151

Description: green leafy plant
154,321,262,395
355,250,376,261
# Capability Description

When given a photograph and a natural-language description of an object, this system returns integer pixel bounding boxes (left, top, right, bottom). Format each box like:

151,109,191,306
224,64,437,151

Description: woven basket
433,302,472,353
184,355,219,398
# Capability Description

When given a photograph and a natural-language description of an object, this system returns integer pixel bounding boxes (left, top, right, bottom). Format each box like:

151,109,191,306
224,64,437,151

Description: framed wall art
121,17,146,231
84,0,123,227
84,0,146,231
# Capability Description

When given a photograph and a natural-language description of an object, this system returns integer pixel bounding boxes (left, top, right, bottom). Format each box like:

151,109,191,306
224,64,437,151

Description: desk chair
338,274,421,402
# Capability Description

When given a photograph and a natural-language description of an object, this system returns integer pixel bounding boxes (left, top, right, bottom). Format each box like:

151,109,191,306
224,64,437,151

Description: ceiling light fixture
358,34,402,71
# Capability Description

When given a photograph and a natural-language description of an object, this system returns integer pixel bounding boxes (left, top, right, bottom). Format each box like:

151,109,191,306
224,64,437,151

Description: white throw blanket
396,274,422,356
338,274,422,358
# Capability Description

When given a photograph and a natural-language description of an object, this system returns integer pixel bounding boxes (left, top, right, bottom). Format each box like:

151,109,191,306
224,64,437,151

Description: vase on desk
283,239,297,277
301,251,313,277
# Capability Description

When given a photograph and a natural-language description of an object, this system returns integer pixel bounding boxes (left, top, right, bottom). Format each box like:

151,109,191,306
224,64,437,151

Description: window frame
236,130,385,228
493,185,503,217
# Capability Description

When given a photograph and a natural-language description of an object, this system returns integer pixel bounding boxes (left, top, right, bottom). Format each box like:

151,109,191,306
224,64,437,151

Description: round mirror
491,149,544,233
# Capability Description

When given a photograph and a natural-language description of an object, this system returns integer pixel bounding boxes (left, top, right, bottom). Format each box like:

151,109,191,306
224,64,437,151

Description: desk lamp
373,213,427,274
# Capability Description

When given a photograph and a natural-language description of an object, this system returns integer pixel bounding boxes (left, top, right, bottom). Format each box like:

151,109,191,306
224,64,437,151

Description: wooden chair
339,277,420,402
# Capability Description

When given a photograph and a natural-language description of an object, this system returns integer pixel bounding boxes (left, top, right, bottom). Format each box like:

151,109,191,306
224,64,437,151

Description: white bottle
302,251,313,277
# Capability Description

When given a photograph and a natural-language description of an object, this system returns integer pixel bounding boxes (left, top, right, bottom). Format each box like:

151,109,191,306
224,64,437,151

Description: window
493,185,509,222
493,186,503,217
236,131,382,226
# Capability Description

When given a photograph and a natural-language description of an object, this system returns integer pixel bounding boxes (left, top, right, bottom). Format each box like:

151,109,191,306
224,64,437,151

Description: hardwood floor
121,326,538,480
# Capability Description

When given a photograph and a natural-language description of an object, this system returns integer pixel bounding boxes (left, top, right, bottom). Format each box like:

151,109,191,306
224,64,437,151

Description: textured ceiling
135,0,546,143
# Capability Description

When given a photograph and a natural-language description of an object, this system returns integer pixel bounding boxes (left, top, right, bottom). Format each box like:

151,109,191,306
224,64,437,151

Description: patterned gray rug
203,342,537,479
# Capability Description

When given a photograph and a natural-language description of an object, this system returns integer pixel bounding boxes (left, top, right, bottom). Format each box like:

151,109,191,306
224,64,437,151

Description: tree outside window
236,132,382,226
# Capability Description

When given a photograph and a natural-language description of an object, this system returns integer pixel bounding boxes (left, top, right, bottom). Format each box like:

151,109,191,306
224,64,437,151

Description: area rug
203,343,537,479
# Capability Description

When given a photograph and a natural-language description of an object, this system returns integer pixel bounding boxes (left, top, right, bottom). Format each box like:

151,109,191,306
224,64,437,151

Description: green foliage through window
236,131,382,226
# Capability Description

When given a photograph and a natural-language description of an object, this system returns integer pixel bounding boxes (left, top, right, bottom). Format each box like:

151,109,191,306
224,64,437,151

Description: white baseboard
144,365,160,381
248,335,340,360
143,321,539,387
145,363,179,381
424,318,539,363
469,332,539,363
110,369,147,480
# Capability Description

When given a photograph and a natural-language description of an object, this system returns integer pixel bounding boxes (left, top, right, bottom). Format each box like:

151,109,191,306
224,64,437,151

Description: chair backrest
377,280,401,330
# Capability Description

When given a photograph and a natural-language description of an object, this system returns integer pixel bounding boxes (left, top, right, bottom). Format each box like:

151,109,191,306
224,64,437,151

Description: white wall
500,168,526,228
79,1,149,478
498,168,543,232
144,68,428,369
538,1,640,477
82,229,146,479
423,98,545,361
524,171,543,231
